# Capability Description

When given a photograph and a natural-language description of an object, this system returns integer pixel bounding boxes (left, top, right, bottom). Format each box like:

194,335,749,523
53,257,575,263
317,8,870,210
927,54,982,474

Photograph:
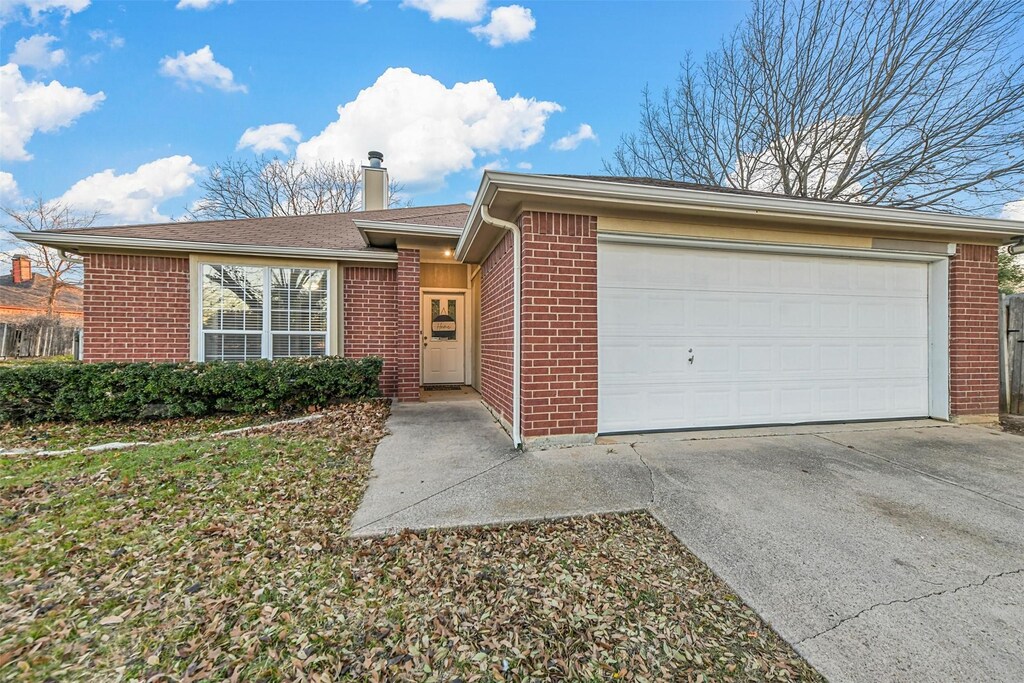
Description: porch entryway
420,385,481,402
421,291,466,385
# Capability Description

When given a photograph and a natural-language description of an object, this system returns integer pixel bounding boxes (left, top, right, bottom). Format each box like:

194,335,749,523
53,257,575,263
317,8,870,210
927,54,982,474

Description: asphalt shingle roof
0,274,83,316
46,204,471,251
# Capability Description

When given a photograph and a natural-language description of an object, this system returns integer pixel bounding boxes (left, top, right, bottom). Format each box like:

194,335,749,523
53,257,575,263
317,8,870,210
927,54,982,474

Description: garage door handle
688,349,695,365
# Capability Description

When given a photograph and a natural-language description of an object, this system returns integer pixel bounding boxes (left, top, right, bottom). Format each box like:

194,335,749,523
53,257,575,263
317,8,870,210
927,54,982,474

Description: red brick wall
479,231,515,424
83,253,190,362
520,212,599,440
395,249,421,402
344,266,398,396
949,244,1000,416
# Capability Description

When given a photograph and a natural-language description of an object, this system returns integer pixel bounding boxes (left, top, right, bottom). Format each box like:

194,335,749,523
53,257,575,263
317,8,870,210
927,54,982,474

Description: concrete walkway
349,400,651,534
351,401,1024,683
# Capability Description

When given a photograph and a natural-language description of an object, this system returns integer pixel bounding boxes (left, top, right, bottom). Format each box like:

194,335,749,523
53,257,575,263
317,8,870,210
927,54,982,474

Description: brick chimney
362,150,389,211
11,255,32,284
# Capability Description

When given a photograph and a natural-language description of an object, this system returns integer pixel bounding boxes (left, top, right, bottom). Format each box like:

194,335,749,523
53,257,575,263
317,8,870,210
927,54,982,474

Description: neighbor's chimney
11,255,32,284
362,150,389,211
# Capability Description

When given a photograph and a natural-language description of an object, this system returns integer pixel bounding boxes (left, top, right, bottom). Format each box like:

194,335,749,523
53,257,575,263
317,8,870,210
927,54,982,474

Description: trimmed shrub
0,356,383,424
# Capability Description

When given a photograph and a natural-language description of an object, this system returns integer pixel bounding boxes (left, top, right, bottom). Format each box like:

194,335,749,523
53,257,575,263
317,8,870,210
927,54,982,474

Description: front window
201,264,328,361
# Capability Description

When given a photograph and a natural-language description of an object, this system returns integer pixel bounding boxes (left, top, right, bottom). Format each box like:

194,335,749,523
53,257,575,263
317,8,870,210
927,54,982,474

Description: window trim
196,260,333,362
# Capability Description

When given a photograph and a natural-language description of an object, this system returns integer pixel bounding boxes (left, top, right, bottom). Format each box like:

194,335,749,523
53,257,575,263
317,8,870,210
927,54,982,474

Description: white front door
598,242,931,433
421,292,465,385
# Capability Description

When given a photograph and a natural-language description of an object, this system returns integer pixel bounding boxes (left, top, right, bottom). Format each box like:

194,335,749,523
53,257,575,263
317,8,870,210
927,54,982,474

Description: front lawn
2,401,821,682
0,411,301,453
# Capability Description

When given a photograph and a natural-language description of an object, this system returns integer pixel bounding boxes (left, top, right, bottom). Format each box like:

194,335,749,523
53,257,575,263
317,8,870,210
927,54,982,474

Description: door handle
688,348,695,365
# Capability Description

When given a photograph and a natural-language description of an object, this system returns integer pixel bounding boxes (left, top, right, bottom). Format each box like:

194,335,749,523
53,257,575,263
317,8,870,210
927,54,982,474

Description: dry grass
1,401,821,682
0,412,299,453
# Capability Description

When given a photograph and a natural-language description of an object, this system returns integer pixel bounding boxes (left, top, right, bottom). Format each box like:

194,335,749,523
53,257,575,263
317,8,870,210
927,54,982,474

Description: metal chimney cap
367,150,384,168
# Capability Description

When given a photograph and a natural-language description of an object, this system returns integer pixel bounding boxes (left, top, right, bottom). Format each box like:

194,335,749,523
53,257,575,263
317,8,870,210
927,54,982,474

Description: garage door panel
691,389,732,421
738,389,774,419
819,345,852,372
819,387,853,415
598,242,931,433
648,340,694,380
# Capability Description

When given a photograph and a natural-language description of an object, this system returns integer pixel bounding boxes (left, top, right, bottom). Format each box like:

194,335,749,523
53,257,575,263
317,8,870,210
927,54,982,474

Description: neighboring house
0,255,84,323
18,154,1023,447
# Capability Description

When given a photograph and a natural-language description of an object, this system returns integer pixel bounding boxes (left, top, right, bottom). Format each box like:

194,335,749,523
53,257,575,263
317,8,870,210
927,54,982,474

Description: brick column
395,248,421,402
343,267,398,396
948,244,1000,418
519,211,598,445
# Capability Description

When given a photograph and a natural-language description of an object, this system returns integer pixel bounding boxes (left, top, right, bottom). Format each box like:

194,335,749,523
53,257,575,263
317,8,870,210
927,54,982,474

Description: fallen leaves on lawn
1,398,821,682
0,411,295,453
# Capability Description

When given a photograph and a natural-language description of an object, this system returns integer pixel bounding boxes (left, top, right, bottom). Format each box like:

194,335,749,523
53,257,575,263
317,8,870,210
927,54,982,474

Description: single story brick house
19,155,1022,447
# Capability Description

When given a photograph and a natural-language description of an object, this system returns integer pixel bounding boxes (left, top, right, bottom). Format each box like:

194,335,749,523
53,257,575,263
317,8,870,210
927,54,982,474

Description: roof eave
457,172,1024,261
11,232,399,264
353,220,464,248
455,173,499,262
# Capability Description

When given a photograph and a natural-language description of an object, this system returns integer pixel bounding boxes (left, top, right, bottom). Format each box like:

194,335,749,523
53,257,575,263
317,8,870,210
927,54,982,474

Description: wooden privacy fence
1002,294,1024,414
0,317,81,359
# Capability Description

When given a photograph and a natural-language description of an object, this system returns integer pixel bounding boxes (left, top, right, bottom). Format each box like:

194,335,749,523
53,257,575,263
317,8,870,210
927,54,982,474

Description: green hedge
0,356,383,424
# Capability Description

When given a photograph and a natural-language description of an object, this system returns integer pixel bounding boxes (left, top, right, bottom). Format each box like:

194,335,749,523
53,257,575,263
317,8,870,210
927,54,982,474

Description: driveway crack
795,567,1024,645
813,434,1024,514
631,443,657,506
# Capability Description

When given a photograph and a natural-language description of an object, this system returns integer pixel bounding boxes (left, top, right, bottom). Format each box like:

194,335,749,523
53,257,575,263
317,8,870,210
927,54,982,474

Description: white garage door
598,241,931,433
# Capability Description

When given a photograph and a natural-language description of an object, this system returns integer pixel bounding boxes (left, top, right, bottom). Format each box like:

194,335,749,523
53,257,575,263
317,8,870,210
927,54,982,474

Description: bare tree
2,198,97,316
606,0,1024,212
188,156,405,220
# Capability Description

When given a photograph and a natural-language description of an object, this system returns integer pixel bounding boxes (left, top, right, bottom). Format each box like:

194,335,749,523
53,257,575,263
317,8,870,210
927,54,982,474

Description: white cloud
237,123,302,154
88,29,124,49
470,5,535,46
551,123,597,151
1002,199,1024,221
516,161,532,170
55,156,203,224
0,172,22,253
402,0,487,22
176,0,232,9
295,67,561,189
0,171,20,204
732,117,868,201
9,34,66,71
0,0,89,23
159,45,246,93
0,63,105,161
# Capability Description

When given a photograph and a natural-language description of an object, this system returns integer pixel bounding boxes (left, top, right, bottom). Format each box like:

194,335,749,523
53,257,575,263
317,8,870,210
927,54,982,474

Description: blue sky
0,0,751,226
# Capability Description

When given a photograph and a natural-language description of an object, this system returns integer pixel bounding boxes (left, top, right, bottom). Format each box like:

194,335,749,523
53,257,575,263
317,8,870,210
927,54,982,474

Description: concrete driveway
352,402,1024,683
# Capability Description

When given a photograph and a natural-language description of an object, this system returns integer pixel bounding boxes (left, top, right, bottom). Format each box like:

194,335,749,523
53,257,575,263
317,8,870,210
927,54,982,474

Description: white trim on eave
12,231,399,264
457,172,1024,261
353,220,464,248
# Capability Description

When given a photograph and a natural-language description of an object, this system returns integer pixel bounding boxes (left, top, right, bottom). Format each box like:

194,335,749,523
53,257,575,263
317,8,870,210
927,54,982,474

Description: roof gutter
353,220,463,238
11,231,399,263
479,205,522,449
455,173,498,261
354,220,463,248
57,249,84,264
464,172,1024,244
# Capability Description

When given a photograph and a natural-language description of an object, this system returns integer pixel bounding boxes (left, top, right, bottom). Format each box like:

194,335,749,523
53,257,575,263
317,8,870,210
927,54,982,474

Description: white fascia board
353,220,464,247
455,174,498,261
467,172,1024,245
12,231,399,263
